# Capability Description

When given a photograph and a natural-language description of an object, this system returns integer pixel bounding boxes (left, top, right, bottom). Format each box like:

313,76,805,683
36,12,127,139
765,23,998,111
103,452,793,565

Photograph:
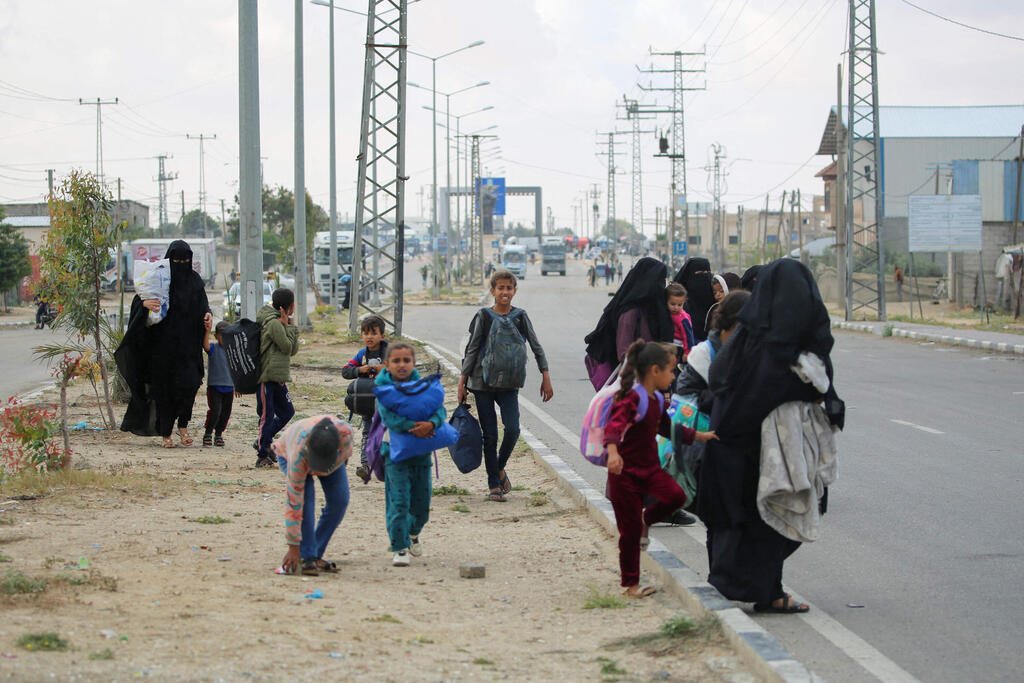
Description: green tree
35,170,118,429
180,209,221,237
0,208,32,312
226,185,328,268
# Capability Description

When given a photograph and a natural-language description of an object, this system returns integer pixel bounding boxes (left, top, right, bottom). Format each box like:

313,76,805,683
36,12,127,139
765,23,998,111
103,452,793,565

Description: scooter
36,304,57,330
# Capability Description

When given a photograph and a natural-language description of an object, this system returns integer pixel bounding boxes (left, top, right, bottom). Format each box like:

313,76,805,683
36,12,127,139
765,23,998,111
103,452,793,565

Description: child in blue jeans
375,342,446,567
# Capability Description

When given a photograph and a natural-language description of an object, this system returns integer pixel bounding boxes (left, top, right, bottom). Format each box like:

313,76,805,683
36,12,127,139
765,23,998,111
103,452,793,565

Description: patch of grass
882,324,894,337
526,491,549,507
364,613,401,624
583,586,626,610
407,635,433,645
17,631,68,651
0,570,47,595
0,468,158,497
510,485,527,492
191,516,230,524
233,512,242,517
88,648,114,660
43,556,66,569
660,615,698,637
433,484,470,496
51,570,118,592
0,517,14,525
291,382,340,403
0,553,11,563
451,504,470,513
472,657,495,666
596,656,626,676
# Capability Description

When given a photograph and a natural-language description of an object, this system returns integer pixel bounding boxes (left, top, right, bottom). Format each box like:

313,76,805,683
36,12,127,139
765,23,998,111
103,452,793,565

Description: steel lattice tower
350,0,408,334
845,0,886,320
154,155,177,227
596,131,625,238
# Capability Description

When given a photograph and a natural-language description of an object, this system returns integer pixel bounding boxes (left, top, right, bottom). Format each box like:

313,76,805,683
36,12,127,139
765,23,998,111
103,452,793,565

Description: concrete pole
239,0,264,322
293,0,309,328
328,0,339,311
431,59,440,297
836,65,848,312
445,93,452,278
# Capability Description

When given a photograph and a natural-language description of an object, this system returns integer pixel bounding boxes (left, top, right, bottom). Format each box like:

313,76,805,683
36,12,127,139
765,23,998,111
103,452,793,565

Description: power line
897,0,1024,42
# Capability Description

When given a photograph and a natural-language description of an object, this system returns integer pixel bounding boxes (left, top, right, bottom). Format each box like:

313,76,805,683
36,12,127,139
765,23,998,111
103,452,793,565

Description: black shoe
254,455,275,469
202,432,213,447
665,510,696,527
355,464,371,484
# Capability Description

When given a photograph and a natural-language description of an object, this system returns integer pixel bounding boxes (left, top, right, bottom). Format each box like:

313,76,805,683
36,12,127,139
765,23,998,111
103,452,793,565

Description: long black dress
696,259,843,605
116,240,210,438
673,258,716,342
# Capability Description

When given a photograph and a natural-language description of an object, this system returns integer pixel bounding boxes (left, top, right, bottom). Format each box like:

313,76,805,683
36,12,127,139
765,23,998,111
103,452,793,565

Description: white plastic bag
133,259,171,324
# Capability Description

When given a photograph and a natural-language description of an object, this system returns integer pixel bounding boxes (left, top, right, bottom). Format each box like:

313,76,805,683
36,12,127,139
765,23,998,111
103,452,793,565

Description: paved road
404,257,1024,683
0,324,64,399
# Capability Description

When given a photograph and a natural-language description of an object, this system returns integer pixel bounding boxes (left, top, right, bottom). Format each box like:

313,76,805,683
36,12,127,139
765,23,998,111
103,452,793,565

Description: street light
407,40,486,297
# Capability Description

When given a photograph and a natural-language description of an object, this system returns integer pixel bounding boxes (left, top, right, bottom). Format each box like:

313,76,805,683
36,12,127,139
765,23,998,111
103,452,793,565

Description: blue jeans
257,382,294,459
278,456,350,560
384,452,432,552
472,389,520,491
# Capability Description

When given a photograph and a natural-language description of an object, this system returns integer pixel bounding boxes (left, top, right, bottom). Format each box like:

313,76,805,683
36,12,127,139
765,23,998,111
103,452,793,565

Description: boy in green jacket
255,288,300,468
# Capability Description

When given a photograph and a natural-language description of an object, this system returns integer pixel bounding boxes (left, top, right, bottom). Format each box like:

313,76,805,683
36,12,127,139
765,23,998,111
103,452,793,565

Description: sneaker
665,510,696,527
409,535,422,557
202,432,213,447
355,464,371,484
255,455,275,469
392,550,410,567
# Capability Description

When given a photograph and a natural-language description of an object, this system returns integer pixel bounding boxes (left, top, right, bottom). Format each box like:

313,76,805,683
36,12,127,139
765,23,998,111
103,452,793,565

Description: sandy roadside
0,325,753,682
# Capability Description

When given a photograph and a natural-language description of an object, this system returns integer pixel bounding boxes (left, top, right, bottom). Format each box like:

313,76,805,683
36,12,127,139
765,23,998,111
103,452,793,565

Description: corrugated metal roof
817,105,1024,155
3,216,50,227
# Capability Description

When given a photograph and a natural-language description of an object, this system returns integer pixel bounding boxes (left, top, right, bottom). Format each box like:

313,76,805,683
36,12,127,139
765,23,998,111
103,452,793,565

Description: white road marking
890,419,944,435
421,334,922,682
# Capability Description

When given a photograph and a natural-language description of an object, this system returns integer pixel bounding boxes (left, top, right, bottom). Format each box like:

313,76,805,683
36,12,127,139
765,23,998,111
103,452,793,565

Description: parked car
223,281,274,320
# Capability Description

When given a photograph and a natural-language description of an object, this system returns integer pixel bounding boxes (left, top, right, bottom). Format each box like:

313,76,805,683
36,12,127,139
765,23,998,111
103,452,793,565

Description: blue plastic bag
373,373,445,422
447,404,483,474
389,422,458,462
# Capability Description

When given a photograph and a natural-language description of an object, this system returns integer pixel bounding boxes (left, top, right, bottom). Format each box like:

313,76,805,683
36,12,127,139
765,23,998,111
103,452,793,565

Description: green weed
660,615,698,637
0,517,13,525
0,570,47,595
451,504,470,513
596,656,626,676
433,484,470,496
0,553,11,563
472,657,494,666
364,613,401,624
526,491,549,507
17,631,67,651
583,586,626,610
191,516,230,524
88,648,114,660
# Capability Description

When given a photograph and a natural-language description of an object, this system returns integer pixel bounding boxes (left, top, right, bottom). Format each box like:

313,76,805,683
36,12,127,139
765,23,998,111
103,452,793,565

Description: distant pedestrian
604,340,716,598
202,320,237,447
617,262,623,281
605,263,613,285
254,288,299,468
894,264,904,302
588,265,597,287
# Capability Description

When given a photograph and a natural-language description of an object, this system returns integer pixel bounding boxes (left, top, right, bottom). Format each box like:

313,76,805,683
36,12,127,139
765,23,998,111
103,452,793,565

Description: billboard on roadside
908,194,982,252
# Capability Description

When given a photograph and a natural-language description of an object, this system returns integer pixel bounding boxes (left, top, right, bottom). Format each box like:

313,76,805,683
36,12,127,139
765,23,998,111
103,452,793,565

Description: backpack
478,308,528,389
363,410,387,482
580,379,662,467
447,403,483,474
344,377,377,418
657,393,709,510
219,319,262,394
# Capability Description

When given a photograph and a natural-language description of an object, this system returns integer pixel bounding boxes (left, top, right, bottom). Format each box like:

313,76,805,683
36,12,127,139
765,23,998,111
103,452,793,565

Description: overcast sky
1,0,1021,234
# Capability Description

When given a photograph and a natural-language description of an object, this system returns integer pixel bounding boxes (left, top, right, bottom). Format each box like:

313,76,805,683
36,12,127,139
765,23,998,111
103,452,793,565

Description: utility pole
116,178,125,332
596,131,625,239
47,169,54,198
774,191,787,259
789,190,798,258
78,97,118,185
328,0,339,311
239,0,264,322
154,155,178,229
705,143,727,270
220,198,227,240
1013,125,1024,318
351,0,409,332
180,190,186,235
617,98,655,237
638,48,706,263
187,134,217,237
845,0,886,320
797,188,804,264
835,63,847,306
590,183,602,243
761,193,769,264
293,0,309,328
736,205,744,269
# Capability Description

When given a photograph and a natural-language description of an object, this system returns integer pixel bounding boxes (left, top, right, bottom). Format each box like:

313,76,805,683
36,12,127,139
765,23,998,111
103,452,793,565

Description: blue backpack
479,308,528,389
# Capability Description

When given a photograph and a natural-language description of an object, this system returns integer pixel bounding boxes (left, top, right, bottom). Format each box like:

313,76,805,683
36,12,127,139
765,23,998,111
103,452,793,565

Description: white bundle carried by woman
133,259,171,324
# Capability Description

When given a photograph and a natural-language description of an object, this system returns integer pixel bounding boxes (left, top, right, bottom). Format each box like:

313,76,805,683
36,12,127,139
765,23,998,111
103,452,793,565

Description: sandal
499,470,511,494
202,433,213,447
640,523,650,550
753,594,809,614
623,585,657,599
301,559,319,576
487,489,507,503
214,434,225,447
314,559,340,574
161,437,177,449
179,429,194,447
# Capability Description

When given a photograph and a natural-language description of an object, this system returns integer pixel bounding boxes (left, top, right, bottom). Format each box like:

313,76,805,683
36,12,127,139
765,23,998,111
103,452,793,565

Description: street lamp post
407,41,485,298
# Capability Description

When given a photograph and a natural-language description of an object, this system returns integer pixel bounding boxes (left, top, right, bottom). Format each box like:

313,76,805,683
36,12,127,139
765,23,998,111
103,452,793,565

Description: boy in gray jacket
255,288,300,468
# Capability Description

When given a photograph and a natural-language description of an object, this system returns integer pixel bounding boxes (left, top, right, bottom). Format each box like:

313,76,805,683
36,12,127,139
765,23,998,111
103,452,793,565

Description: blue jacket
374,369,446,434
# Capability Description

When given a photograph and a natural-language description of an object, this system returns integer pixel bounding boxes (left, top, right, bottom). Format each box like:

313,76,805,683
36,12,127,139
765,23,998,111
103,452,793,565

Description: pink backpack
580,380,660,467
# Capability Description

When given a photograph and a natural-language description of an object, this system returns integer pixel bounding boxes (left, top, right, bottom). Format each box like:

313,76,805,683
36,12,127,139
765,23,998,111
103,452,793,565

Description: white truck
540,236,566,276
501,243,528,280
109,238,218,288
312,230,355,307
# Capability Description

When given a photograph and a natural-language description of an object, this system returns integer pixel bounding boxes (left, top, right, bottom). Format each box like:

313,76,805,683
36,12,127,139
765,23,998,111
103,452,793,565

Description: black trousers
204,388,234,435
156,384,200,437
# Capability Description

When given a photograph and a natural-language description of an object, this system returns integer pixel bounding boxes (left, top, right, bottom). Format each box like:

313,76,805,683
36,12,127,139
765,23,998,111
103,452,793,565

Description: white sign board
908,194,982,253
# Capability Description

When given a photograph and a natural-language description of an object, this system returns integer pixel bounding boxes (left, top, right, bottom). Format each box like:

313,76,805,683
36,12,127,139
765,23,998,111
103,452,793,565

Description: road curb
831,319,1024,356
0,320,34,328
416,340,817,683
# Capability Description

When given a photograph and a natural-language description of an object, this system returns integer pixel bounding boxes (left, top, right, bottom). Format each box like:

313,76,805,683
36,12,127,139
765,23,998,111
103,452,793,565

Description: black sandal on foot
214,434,225,447
202,433,213,447
499,470,511,494
753,594,809,614
487,489,507,502
314,559,340,573
301,559,319,576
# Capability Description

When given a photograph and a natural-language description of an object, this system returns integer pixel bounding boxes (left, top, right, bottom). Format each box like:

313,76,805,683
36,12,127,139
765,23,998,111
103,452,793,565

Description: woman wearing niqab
696,258,843,613
115,240,212,448
672,258,716,342
584,257,673,371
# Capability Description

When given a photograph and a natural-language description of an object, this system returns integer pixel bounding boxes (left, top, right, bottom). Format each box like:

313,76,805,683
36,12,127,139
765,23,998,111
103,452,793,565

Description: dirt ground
0,327,754,682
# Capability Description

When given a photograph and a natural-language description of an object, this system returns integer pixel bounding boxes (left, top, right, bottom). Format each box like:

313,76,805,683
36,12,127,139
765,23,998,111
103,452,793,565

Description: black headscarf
740,265,762,292
673,258,715,342
584,257,672,365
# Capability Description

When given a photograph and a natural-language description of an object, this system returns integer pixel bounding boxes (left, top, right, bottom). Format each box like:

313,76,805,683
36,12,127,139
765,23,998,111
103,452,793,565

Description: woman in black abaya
584,257,673,374
672,258,716,342
697,258,843,613
116,240,212,448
